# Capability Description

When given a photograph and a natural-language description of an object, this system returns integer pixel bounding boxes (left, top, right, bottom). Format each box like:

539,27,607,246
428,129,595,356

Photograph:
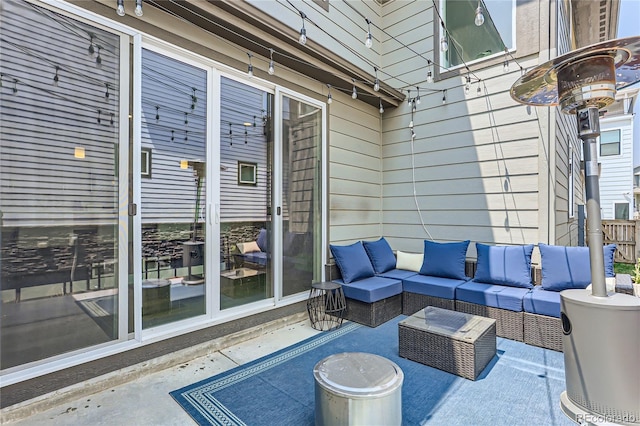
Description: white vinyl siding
599,117,634,220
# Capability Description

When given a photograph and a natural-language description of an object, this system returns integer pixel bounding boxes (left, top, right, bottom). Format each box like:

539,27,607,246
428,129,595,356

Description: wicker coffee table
399,306,496,380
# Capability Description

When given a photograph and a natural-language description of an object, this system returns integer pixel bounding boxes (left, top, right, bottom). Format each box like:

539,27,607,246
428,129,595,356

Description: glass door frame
273,87,328,301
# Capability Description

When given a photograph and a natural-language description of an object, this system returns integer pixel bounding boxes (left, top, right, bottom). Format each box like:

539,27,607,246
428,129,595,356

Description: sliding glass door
279,94,323,297
219,77,273,309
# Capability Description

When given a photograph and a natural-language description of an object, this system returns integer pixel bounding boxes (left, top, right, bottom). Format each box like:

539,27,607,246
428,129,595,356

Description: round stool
313,352,404,426
307,282,346,331
142,279,171,315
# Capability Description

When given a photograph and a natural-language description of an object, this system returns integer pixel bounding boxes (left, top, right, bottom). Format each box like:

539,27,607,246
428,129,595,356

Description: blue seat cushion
473,243,534,289
523,287,561,318
363,237,396,274
420,240,470,280
256,229,268,252
330,241,375,284
334,276,403,303
239,251,268,266
539,243,616,291
403,274,468,300
378,268,418,280
456,281,530,312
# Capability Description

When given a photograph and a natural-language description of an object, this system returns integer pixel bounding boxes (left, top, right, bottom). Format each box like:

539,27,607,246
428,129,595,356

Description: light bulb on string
155,106,160,121
299,12,307,45
134,0,143,17
12,79,18,94
191,88,197,109
412,100,417,112
407,89,411,104
465,75,471,95
268,49,275,75
477,81,482,96
415,87,421,105
116,0,125,16
365,18,373,48
110,113,115,126
171,130,175,142
326,84,332,104
88,35,95,54
105,83,110,99
379,98,384,114
247,53,253,78
426,60,434,83
53,66,59,84
373,67,380,92
474,1,485,26
503,48,509,72
96,46,102,65
442,90,446,104
352,79,357,99
229,124,233,146
440,22,448,52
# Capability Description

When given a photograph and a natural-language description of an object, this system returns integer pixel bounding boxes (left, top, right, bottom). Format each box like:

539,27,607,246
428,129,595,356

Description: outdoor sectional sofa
328,237,633,351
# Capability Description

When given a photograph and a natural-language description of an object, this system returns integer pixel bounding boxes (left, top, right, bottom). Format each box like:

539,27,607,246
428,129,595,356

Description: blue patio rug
170,316,573,426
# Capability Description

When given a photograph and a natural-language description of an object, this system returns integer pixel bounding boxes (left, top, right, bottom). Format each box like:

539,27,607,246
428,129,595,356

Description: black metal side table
307,281,347,331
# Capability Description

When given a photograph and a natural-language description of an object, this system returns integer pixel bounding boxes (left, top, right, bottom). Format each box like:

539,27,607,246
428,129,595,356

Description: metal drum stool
314,352,404,426
307,281,346,331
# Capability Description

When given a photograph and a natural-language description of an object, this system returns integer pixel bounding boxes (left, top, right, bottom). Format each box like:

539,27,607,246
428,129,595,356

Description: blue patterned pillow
420,240,470,280
539,243,616,291
363,237,396,274
473,244,534,288
330,241,375,284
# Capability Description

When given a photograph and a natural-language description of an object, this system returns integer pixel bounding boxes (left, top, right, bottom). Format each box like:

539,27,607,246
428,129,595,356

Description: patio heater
510,36,640,425
182,160,205,285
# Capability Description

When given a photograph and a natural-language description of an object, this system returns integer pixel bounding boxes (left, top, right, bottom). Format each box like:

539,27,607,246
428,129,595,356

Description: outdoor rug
170,316,573,426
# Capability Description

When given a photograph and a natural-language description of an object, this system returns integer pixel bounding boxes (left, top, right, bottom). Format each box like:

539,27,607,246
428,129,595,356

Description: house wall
599,115,635,219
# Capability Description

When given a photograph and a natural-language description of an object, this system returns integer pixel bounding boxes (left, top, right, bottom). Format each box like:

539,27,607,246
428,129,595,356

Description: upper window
440,0,515,69
600,130,621,156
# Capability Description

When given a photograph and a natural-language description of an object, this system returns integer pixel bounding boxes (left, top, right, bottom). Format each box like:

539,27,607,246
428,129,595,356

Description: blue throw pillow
363,237,396,274
473,244,534,288
330,241,375,284
419,240,470,280
256,229,268,252
539,243,616,291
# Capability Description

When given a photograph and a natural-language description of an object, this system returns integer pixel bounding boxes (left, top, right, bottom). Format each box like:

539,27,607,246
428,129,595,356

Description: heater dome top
510,36,640,114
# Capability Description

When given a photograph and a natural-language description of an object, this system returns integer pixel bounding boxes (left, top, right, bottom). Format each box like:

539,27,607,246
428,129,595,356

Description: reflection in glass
281,96,322,297
220,77,273,309
139,49,207,328
0,0,120,369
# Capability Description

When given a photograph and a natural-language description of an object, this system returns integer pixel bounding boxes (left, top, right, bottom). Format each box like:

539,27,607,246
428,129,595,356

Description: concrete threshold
1,311,308,424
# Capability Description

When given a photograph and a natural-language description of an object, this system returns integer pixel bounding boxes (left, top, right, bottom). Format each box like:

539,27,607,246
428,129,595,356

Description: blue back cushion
330,241,375,284
363,237,396,274
256,229,268,252
473,244,534,289
420,240,470,280
539,243,616,291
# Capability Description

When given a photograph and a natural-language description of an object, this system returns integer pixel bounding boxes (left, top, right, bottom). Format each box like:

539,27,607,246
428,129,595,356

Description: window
440,0,515,69
238,161,257,185
600,130,621,156
141,148,152,178
615,203,629,220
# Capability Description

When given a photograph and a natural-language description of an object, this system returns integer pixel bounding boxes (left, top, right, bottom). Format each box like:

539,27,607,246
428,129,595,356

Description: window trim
237,161,258,186
141,148,152,178
600,129,621,157
438,0,517,72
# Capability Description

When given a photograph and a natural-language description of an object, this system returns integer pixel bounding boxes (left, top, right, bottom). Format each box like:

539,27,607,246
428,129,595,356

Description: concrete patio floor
3,316,320,425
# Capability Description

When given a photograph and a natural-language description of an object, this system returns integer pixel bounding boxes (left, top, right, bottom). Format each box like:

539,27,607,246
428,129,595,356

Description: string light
110,113,115,125
440,21,448,52
134,0,143,17
326,84,332,104
477,81,482,95
298,11,307,45
116,0,125,17
373,67,380,92
184,112,188,125
96,46,102,65
12,79,18,94
415,87,421,105
105,83,110,99
268,48,275,75
379,98,384,114
442,89,446,104
365,18,373,49
171,129,175,142
503,48,510,72
407,89,411,104
426,60,434,84
191,88,197,109
155,105,160,121
244,127,248,143
465,75,471,95
97,109,101,123
88,35,95,54
229,123,233,146
474,0,485,26
411,99,417,112
53,66,59,83
351,79,357,99
184,130,188,142
247,52,253,77
0,73,3,88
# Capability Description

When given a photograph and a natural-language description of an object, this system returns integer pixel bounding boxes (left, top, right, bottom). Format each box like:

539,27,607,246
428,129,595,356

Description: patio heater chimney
511,36,640,425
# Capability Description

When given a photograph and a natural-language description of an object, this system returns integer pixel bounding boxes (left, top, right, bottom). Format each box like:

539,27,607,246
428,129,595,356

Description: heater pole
577,106,607,297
